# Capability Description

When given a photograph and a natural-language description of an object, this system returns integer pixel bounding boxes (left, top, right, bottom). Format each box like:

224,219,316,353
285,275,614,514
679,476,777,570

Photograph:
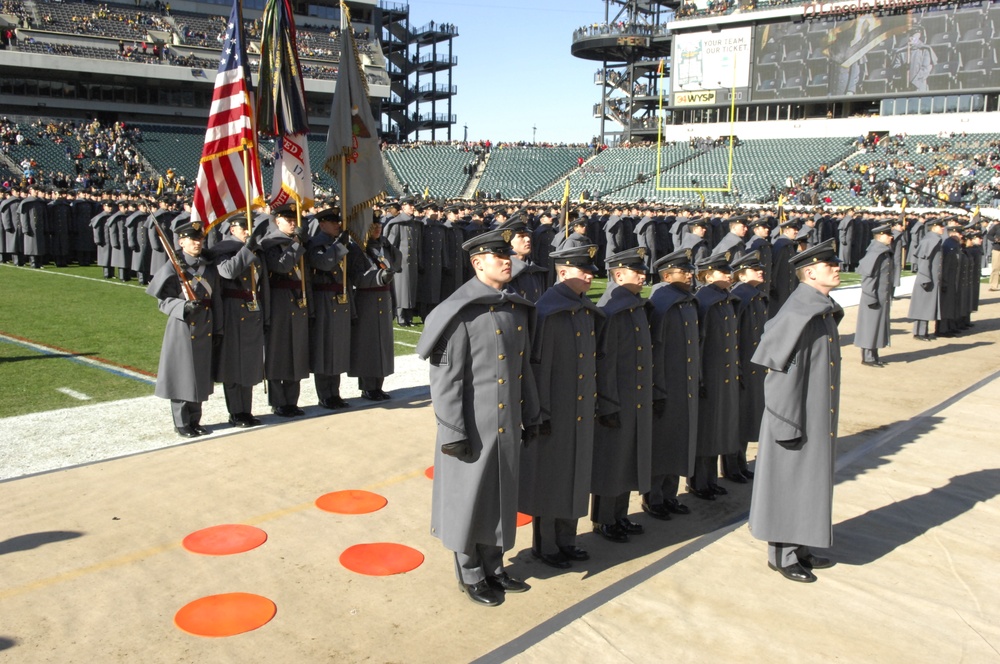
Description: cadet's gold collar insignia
501,230,513,243
587,246,598,259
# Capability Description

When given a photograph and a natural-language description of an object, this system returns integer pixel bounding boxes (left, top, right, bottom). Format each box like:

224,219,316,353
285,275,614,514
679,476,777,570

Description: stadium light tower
571,0,676,146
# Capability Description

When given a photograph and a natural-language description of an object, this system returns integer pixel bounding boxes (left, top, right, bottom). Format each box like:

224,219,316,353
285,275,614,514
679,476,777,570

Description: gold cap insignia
685,249,692,260
587,246,598,259
192,221,202,232
637,247,646,259
724,251,731,261
501,230,513,243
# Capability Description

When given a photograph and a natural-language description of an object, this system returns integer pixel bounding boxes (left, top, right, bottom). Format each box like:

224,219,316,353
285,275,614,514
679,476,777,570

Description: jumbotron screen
752,4,1000,101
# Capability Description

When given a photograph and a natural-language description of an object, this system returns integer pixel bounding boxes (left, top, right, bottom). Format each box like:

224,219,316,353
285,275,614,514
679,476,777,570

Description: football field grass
0,262,870,418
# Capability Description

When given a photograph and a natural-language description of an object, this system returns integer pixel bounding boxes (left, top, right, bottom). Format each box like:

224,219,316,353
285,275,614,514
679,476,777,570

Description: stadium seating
474,146,592,199
383,145,474,199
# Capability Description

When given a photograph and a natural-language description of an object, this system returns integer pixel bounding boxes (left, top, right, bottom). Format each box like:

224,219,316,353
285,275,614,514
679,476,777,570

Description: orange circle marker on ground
182,524,267,556
174,592,276,637
315,490,388,514
339,543,424,576
516,512,532,527
424,466,434,479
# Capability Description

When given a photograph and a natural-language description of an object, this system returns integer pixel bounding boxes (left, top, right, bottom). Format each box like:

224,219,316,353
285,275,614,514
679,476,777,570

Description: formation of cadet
144,200,396,436
403,199,993,602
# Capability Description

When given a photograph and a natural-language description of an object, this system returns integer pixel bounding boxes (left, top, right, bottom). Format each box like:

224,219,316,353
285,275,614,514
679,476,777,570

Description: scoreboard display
670,1,1000,106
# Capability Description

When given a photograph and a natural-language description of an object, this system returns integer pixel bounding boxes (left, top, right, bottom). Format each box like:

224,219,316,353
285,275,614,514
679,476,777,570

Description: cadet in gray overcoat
263,203,311,417
854,224,894,366
211,215,269,427
0,190,20,264
746,217,773,300
689,250,740,500
307,208,356,410
90,201,114,278
384,196,422,326
416,228,539,607
591,248,653,543
19,187,47,269
417,205,451,318
769,219,801,315
646,248,699,519
519,244,603,569
723,250,768,483
108,201,131,281
502,215,547,303
350,217,398,400
749,239,843,583
146,220,223,437
907,217,944,340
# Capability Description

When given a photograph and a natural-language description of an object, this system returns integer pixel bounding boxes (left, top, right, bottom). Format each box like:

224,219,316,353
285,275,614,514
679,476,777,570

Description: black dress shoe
741,469,755,481
593,522,629,543
725,473,749,484
861,360,885,368
272,406,296,417
459,580,502,606
641,502,672,520
768,561,817,583
319,397,346,410
532,548,571,569
618,517,644,534
175,426,198,438
486,572,529,593
360,390,382,401
375,390,392,400
557,545,590,561
191,424,210,436
709,484,728,496
686,486,716,501
913,334,933,342
664,499,691,514
244,413,262,427
799,553,834,569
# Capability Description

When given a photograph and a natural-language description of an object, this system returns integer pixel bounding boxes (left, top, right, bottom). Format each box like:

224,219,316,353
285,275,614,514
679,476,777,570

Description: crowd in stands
0,0,377,80
1,117,163,194
776,133,1000,209
573,21,668,41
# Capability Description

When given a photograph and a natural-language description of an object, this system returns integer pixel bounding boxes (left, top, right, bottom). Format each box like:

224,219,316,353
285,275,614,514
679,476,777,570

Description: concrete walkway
1,284,999,663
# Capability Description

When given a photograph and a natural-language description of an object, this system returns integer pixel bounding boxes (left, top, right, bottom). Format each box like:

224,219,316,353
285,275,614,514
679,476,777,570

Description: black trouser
223,383,254,416
314,373,341,401
358,376,384,392
267,379,300,408
532,516,577,555
591,492,630,525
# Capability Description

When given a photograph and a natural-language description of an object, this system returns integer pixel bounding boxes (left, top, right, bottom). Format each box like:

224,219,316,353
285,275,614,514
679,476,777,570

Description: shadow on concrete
0,637,17,652
834,468,1000,566
834,416,943,484
0,530,84,555
886,341,991,364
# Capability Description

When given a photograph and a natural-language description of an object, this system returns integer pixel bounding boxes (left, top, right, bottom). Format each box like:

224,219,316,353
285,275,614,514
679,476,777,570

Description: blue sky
405,0,607,144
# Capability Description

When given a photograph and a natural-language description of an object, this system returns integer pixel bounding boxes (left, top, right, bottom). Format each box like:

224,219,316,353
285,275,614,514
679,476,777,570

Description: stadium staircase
459,151,488,199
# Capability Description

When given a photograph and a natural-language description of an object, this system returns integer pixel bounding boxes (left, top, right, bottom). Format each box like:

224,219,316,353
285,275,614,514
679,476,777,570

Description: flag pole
242,145,260,312
338,153,349,304
296,204,308,309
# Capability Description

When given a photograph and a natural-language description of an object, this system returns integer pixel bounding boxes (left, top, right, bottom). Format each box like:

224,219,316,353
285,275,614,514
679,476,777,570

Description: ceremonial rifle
151,217,198,301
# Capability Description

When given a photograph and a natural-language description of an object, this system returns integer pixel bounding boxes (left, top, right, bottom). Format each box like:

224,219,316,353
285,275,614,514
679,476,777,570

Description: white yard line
0,263,146,289
56,387,92,401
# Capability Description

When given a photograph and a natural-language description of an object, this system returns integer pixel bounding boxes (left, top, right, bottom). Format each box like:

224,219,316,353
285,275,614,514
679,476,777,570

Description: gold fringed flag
191,0,264,230
324,1,384,241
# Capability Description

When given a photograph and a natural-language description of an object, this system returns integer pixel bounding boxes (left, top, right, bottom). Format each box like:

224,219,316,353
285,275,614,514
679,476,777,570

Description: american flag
191,0,264,230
